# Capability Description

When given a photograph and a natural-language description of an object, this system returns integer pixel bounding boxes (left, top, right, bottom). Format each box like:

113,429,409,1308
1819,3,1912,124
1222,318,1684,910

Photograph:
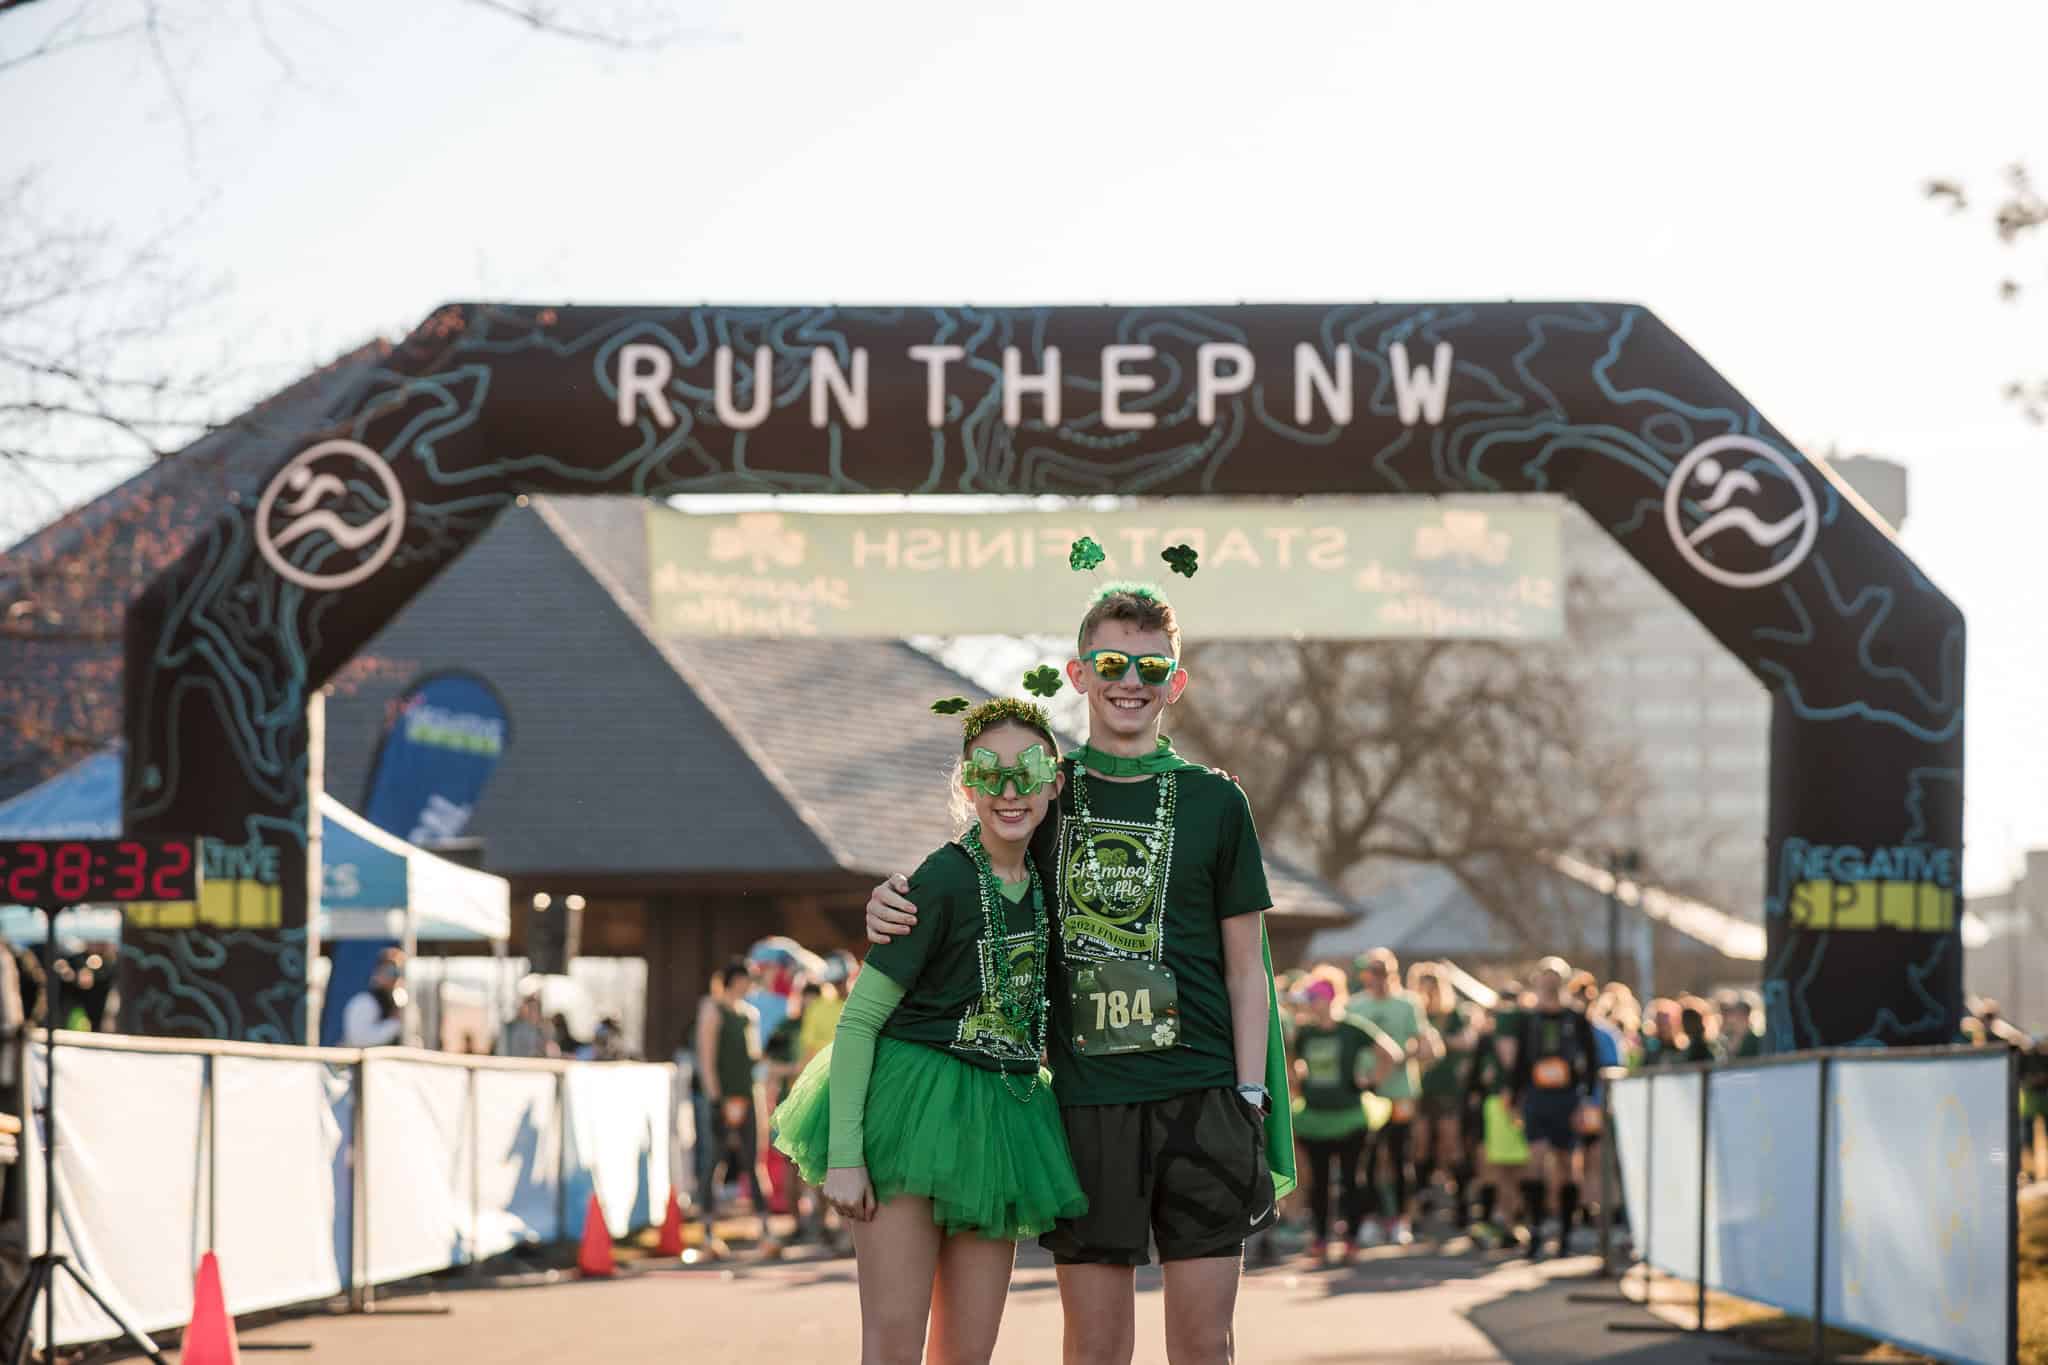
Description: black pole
1810,1055,1830,1364
1606,854,1621,989
2011,1045,2021,1365
1696,1068,1710,1333
40,909,56,1360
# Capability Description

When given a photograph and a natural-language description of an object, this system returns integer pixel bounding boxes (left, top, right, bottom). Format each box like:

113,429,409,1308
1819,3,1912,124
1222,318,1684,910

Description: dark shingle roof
319,504,836,878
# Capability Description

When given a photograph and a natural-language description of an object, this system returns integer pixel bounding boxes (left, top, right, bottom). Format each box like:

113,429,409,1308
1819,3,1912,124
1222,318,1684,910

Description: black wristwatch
1235,1083,1271,1117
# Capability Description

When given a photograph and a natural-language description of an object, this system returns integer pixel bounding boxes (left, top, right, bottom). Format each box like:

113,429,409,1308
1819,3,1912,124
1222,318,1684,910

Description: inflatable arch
122,304,1964,1048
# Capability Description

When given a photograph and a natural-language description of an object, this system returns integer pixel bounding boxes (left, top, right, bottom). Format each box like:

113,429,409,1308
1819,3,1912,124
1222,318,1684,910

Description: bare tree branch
1928,160,2048,423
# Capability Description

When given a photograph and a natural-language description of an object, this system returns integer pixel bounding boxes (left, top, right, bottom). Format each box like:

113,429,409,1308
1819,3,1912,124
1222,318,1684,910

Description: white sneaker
1356,1220,1385,1247
1392,1218,1415,1246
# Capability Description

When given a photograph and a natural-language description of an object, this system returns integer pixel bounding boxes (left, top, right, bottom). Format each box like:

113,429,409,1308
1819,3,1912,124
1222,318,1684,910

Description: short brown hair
1076,585,1181,657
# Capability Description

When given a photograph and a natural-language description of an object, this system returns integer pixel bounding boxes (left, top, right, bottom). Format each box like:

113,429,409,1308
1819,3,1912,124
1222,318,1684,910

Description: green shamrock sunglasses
962,743,1060,798
1078,649,1181,686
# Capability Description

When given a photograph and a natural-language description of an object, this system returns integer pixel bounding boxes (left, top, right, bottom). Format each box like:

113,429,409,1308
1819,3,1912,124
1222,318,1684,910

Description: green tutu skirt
772,1036,1087,1240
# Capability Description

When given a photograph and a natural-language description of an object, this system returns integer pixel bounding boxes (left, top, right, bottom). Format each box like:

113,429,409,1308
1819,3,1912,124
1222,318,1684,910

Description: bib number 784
1090,988,1154,1030
1070,961,1179,1055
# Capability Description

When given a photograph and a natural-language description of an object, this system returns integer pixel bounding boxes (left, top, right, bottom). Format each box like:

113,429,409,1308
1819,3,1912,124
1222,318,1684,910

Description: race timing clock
0,838,201,907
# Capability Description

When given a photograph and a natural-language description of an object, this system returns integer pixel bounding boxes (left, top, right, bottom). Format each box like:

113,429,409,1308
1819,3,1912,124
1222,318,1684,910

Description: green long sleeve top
826,966,907,1168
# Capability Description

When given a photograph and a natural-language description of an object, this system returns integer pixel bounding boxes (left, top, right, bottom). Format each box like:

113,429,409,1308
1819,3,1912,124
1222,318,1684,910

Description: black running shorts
1041,1086,1277,1266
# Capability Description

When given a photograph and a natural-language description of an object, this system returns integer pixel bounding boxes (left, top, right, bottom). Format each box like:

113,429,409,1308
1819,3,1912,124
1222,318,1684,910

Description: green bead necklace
962,825,1050,1103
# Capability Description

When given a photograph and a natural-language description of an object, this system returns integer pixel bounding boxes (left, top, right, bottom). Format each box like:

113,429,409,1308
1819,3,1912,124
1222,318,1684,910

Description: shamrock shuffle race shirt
1034,768,1272,1108
864,843,1044,1074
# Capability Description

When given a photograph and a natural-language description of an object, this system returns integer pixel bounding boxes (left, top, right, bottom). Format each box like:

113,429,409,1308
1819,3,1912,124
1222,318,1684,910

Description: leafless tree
1926,163,2048,421
1170,592,1654,943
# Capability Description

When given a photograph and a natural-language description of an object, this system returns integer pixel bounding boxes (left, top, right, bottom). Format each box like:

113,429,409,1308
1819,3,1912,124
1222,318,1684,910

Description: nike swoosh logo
1248,1203,1272,1227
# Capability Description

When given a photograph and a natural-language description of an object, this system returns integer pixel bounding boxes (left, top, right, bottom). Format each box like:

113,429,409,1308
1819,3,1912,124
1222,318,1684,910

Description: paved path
216,1246,1758,1364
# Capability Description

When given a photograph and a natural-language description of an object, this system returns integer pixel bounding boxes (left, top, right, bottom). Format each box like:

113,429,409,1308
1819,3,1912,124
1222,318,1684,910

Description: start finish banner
643,498,1562,639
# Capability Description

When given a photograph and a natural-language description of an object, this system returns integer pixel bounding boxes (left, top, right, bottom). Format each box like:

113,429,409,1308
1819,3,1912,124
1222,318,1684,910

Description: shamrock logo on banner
1162,544,1199,578
1069,536,1107,572
930,696,970,715
1151,1021,1178,1048
1022,666,1063,698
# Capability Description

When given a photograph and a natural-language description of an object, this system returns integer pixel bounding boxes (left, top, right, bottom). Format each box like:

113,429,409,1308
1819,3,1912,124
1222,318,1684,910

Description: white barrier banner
1704,1061,1821,1315
564,1064,672,1237
1610,1076,1651,1264
362,1057,474,1283
26,1044,202,1347
1826,1054,2011,1365
1644,1070,1703,1281
214,1056,353,1316
474,1067,562,1256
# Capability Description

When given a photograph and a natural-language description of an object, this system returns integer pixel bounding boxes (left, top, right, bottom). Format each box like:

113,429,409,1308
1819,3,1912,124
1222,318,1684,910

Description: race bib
1390,1097,1418,1124
1532,1056,1571,1090
1070,960,1179,1055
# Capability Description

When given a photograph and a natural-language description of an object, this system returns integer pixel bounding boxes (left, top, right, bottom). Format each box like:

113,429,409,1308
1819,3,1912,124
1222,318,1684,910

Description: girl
1290,967,1395,1264
773,698,1085,1364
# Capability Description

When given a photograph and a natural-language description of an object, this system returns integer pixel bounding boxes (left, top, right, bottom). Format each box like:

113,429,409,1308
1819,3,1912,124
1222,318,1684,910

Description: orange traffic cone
182,1251,241,1365
655,1189,685,1257
577,1192,616,1277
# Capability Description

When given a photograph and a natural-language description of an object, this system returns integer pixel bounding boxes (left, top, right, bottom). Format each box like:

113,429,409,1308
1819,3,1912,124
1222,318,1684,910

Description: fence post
1810,1054,1831,1364
554,1066,569,1245
467,1066,481,1277
1695,1067,1710,1333
2010,1045,2021,1365
203,1053,218,1256
350,1056,369,1313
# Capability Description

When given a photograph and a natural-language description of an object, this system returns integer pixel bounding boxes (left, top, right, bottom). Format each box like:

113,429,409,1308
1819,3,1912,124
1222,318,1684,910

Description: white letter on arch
1100,344,1158,431
1197,343,1255,424
1294,345,1352,426
616,343,676,430
714,345,774,430
1002,346,1062,427
810,347,869,429
1390,341,1454,426
907,344,966,428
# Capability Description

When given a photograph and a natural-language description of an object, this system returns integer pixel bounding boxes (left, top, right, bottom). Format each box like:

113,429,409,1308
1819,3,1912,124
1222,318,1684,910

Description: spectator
340,948,409,1048
1638,998,1682,1067
498,993,553,1058
1716,991,1763,1059
551,1011,581,1057
695,959,772,1255
1677,1004,1715,1063
589,1015,630,1061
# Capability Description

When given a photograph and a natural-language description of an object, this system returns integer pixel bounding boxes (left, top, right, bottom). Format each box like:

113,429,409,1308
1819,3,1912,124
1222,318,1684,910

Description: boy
864,583,1286,1365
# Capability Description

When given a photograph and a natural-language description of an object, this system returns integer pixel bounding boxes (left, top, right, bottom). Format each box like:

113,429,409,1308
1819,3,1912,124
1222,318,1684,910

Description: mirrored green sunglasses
962,743,1059,798
1078,649,1180,686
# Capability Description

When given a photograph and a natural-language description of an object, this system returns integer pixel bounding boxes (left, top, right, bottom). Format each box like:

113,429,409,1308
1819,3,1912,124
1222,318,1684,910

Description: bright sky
4,0,2044,892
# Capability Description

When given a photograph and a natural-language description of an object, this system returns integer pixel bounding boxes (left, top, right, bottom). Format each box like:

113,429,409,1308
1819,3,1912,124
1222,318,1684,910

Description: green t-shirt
1467,1013,1518,1098
1296,1019,1380,1111
1724,1029,1763,1060
1039,767,1272,1108
1346,990,1426,1099
863,844,1044,1075
1420,1005,1470,1099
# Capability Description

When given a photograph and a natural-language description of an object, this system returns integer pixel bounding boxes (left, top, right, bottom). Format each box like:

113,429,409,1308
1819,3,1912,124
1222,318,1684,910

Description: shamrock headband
931,696,1058,748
